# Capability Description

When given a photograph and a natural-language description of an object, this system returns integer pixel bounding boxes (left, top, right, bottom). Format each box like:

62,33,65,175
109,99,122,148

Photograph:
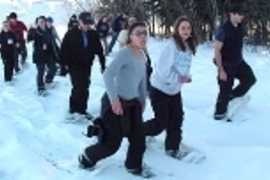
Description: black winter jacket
60,28,105,69
27,27,57,64
0,30,17,60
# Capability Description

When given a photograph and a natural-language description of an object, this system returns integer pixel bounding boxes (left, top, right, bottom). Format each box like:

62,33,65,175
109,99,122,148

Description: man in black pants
60,12,105,121
214,4,256,120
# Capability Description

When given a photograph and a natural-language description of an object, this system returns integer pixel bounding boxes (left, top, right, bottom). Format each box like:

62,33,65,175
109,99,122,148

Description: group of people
0,3,257,178
0,12,27,83
0,12,61,96
77,4,256,178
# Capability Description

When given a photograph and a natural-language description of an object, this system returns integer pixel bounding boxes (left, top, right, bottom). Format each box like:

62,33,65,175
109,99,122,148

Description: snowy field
1,0,270,180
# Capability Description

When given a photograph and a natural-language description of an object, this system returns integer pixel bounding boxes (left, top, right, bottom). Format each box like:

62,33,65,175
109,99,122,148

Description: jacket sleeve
155,41,180,84
60,31,72,65
93,31,105,69
27,28,36,42
52,27,61,43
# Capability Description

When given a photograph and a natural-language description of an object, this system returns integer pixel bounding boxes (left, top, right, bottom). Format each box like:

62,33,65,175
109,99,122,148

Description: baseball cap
79,12,94,25
46,17,54,23
228,4,247,15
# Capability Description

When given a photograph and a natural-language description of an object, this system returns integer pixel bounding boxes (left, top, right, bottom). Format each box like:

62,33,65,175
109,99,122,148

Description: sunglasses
132,30,148,37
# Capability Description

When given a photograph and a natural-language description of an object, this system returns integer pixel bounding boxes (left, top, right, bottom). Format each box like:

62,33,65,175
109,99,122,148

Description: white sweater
117,29,128,47
150,39,192,95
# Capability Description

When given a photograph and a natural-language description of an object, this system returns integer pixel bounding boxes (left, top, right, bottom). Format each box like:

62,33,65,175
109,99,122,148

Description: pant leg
4,58,15,81
85,108,122,163
45,56,57,83
143,86,170,136
165,92,184,151
14,48,20,72
20,42,27,64
125,106,146,170
231,61,256,97
108,33,118,53
36,64,45,91
101,37,108,55
69,67,90,114
215,68,236,114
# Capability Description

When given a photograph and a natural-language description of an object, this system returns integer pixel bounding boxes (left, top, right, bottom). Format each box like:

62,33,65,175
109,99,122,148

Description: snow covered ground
1,1,270,180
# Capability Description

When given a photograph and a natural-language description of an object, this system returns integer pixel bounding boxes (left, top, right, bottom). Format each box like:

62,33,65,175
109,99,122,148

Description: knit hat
46,17,54,23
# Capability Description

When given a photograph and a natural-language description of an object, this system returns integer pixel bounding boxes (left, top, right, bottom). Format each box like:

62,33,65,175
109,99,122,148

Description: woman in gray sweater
79,22,153,178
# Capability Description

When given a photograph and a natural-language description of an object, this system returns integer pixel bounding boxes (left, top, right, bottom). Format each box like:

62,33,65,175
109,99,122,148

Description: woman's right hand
111,100,123,115
219,69,227,81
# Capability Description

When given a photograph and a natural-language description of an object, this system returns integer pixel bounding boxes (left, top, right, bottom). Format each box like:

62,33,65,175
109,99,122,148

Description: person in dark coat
0,20,18,83
27,16,57,95
68,14,79,31
107,13,128,54
60,12,106,120
46,17,61,64
96,16,110,55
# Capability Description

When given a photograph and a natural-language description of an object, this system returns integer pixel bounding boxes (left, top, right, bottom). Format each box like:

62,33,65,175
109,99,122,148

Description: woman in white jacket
143,16,198,159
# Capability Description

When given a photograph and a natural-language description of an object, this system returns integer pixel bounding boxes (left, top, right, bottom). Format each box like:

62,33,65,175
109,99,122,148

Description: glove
101,66,106,74
60,65,68,76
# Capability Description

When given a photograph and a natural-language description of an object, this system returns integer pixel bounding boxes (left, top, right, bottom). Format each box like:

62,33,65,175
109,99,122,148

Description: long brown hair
173,16,198,55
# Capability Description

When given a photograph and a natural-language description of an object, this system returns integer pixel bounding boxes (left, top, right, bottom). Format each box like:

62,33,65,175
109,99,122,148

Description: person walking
96,16,110,55
143,16,198,159
27,16,57,95
213,4,256,120
107,13,128,54
79,22,153,178
0,20,18,83
60,12,105,121
8,12,28,71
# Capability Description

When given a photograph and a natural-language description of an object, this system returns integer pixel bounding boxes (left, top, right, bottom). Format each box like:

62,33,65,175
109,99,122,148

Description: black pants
2,58,15,81
36,57,57,91
14,42,27,71
69,66,91,114
144,86,184,151
215,61,256,114
85,94,145,170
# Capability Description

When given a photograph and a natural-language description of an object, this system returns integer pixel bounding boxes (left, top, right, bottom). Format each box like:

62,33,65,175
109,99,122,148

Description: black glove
101,66,106,74
60,65,68,76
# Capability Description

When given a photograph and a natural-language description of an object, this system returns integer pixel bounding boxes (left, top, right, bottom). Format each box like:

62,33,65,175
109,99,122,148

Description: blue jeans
108,33,119,54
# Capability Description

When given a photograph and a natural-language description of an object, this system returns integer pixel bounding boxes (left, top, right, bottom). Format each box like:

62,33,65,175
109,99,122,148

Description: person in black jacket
60,12,106,121
68,14,79,31
214,4,256,120
96,16,109,55
107,13,128,54
28,16,57,95
0,20,18,83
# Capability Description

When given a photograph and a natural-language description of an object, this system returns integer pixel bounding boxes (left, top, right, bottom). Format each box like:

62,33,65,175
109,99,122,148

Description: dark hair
126,22,146,44
35,16,46,24
9,12,17,19
173,16,198,55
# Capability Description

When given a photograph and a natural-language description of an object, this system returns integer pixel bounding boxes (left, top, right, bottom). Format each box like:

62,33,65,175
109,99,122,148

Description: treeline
92,0,270,45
